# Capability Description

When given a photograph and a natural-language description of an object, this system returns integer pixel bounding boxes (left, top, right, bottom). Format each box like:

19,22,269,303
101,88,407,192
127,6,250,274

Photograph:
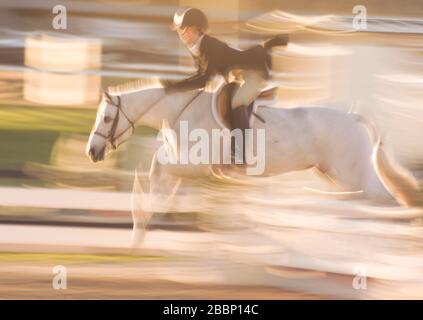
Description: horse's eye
104,115,112,123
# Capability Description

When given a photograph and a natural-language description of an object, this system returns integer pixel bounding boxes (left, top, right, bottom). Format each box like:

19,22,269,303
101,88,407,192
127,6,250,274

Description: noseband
93,91,135,150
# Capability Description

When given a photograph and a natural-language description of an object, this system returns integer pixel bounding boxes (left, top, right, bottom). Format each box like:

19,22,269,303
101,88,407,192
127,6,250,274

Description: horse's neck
121,88,203,130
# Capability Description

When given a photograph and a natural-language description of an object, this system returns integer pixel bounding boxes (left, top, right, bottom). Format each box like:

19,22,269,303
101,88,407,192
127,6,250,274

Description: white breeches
231,70,268,109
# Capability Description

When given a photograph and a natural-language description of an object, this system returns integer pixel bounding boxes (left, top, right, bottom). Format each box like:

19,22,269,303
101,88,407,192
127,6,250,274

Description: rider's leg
230,70,268,163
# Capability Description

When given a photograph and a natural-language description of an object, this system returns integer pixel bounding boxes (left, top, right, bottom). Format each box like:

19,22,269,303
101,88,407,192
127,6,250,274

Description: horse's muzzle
87,146,105,163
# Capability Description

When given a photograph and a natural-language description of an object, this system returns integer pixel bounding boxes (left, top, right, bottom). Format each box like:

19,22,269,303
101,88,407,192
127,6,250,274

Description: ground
0,253,321,299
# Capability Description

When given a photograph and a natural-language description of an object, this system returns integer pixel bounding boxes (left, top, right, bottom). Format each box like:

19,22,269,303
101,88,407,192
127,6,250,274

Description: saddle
214,82,278,129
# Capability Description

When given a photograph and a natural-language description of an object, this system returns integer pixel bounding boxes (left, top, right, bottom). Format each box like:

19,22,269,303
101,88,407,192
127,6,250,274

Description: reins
172,90,203,127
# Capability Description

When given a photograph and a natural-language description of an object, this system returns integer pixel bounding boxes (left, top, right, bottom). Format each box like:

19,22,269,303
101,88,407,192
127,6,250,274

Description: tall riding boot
231,105,249,164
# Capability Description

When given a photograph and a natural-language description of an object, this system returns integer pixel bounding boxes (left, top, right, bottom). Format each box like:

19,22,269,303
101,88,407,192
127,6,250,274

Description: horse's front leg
131,152,181,248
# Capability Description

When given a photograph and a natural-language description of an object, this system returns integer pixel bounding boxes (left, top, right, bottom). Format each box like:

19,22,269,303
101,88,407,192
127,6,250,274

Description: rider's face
176,26,200,46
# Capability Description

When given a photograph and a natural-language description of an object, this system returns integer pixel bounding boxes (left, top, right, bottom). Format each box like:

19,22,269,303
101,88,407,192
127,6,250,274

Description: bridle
93,91,135,150
93,89,202,149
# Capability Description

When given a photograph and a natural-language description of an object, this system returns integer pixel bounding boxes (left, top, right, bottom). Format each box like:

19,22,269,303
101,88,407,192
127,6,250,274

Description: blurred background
0,0,423,299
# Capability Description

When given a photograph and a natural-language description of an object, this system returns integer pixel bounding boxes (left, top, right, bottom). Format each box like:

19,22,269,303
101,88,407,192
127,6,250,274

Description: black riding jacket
164,34,270,92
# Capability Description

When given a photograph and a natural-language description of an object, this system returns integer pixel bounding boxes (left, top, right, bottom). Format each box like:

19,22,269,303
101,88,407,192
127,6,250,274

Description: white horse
86,80,420,244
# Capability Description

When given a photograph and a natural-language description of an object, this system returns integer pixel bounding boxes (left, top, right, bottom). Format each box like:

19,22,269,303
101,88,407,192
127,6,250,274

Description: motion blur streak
0,0,422,299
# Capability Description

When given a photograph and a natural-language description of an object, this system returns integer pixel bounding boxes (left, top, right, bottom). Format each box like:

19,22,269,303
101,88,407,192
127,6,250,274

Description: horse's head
86,91,134,162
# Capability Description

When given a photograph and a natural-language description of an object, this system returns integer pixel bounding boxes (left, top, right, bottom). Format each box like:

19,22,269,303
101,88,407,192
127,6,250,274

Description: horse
86,79,420,245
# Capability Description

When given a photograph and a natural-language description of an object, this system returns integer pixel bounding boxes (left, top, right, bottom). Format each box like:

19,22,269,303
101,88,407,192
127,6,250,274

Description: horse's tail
350,113,379,143
263,34,289,70
353,113,421,207
373,139,421,207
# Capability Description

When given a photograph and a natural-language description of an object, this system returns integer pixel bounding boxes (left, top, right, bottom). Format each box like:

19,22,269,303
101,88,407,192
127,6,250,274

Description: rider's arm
162,68,210,93
162,44,215,93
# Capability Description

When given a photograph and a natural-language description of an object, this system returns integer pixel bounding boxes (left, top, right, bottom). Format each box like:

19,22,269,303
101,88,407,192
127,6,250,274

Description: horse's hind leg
312,166,341,187
361,163,396,205
324,160,394,204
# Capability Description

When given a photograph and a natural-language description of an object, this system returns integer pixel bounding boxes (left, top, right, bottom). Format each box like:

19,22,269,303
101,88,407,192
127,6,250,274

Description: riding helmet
172,7,208,32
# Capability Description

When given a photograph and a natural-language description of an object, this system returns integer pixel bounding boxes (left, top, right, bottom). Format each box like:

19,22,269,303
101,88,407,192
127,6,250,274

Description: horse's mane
106,75,226,96
107,77,162,95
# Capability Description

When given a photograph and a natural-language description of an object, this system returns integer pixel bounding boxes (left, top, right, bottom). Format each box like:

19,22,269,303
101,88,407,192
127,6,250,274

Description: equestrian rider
161,7,288,163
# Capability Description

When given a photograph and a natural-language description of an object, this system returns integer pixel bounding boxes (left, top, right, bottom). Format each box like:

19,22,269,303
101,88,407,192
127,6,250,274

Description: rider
161,7,288,163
